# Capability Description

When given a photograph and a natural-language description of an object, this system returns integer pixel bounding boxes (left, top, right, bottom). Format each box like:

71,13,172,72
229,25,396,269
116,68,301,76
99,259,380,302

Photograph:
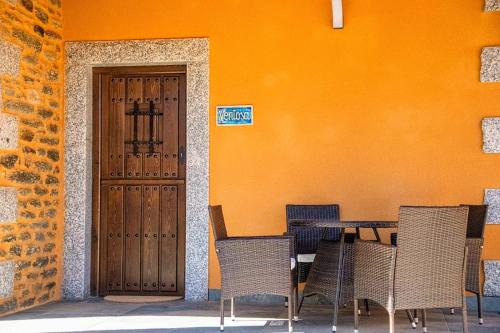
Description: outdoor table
288,220,397,242
288,219,398,324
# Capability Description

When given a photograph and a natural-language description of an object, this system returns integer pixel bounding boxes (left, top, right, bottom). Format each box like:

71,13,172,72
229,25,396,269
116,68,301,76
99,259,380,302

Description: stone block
484,189,500,224
481,47,500,83
8,171,40,184
0,41,21,76
0,154,18,169
0,261,14,298
20,0,32,11
484,260,500,296
0,113,18,149
0,82,19,150
482,118,500,153
11,29,41,52
0,187,17,223
485,0,500,11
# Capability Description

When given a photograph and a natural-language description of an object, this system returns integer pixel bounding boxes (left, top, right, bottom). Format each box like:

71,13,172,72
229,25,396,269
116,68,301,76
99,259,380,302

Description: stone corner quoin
0,40,21,77
0,187,17,223
0,40,21,150
484,260,500,297
482,117,500,154
0,261,15,299
485,0,500,12
484,189,500,224
480,47,500,83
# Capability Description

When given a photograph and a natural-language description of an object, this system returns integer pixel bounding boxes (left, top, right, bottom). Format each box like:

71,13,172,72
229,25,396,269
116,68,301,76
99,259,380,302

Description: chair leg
422,309,427,333
298,296,305,314
364,299,371,316
389,310,395,333
354,299,359,333
288,290,294,333
477,293,483,325
230,298,235,321
463,295,469,333
287,271,300,309
414,309,419,323
220,297,225,331
406,310,417,329
332,297,340,332
293,287,299,321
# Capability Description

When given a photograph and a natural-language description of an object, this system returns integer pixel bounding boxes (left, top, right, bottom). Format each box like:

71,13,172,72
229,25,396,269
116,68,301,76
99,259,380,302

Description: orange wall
62,0,500,289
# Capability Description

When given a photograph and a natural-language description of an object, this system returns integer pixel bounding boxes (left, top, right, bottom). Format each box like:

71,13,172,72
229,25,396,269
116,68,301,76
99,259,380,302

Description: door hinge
179,146,186,165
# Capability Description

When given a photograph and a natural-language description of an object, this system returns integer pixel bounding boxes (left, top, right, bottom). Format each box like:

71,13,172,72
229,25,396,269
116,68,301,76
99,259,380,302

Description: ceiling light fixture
332,0,343,29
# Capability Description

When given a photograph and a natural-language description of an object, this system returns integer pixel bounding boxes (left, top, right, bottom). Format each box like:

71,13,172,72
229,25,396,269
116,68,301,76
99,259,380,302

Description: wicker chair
287,205,371,332
285,204,341,284
209,205,298,332
391,204,488,325
354,206,469,333
299,233,357,333
453,204,488,324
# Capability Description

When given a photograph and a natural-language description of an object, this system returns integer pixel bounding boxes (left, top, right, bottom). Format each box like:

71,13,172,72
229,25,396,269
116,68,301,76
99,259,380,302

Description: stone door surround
64,38,209,300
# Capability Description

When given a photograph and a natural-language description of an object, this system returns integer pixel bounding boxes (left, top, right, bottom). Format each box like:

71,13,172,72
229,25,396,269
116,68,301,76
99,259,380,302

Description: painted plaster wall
62,0,500,290
0,0,64,315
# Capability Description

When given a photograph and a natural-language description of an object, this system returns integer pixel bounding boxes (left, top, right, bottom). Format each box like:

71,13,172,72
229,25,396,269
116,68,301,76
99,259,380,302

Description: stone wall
0,0,63,315
485,0,500,12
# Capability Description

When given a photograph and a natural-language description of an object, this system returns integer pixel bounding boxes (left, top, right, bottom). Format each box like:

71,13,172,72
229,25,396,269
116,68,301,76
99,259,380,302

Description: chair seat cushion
297,253,316,263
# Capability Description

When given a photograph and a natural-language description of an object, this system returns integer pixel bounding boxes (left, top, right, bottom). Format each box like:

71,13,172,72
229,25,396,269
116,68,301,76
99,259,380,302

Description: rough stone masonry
0,0,64,315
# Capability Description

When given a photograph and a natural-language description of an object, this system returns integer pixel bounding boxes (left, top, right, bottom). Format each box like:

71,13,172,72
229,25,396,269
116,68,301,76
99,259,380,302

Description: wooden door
93,66,186,296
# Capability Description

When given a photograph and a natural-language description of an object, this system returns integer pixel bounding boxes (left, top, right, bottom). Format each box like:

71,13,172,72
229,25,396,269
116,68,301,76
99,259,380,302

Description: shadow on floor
0,298,499,333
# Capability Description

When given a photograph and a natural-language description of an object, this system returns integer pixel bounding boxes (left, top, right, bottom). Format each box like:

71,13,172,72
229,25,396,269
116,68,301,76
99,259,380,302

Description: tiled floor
0,298,499,333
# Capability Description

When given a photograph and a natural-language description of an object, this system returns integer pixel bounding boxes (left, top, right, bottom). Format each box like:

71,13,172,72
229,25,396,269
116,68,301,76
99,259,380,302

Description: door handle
179,146,185,165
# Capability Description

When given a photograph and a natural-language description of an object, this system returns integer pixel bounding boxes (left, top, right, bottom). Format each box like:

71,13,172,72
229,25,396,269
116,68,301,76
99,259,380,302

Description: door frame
64,38,209,301
91,65,188,296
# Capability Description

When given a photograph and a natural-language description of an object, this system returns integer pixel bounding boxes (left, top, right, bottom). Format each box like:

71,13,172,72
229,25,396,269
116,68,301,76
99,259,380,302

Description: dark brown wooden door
93,66,186,296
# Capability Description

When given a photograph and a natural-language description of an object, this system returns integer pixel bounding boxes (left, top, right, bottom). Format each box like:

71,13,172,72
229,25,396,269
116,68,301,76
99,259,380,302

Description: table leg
322,228,328,240
372,227,381,242
332,228,345,333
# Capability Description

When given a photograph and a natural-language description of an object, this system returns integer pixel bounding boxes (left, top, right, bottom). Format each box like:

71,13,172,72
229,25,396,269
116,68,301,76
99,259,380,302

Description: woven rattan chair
286,204,341,284
287,205,370,332
299,234,357,333
354,206,469,333
209,205,298,333
391,204,488,325
451,204,488,324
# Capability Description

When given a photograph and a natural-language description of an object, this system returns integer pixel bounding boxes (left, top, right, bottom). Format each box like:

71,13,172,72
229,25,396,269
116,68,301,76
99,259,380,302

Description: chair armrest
225,235,296,258
215,236,295,298
283,232,297,259
465,238,483,294
466,237,483,249
216,235,293,259
354,240,396,310
227,235,291,240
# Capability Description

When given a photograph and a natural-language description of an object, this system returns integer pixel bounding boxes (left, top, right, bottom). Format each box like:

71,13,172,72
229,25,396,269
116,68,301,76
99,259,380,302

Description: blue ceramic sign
216,105,253,126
